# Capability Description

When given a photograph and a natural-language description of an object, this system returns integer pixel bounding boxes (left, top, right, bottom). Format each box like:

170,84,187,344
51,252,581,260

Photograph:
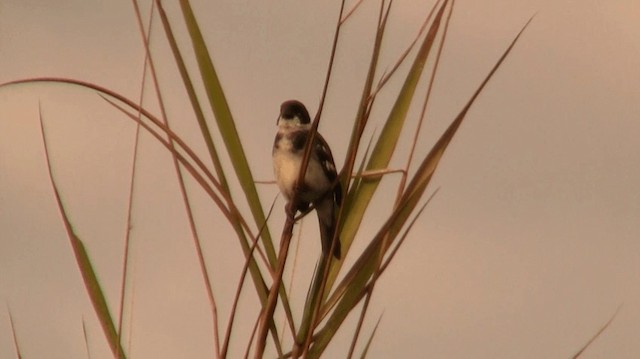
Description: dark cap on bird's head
279,100,311,124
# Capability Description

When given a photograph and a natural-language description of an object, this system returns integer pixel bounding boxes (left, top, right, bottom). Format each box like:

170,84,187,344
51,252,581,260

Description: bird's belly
273,151,300,200
273,151,330,202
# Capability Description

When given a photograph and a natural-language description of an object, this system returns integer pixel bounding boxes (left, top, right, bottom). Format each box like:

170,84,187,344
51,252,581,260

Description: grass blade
177,6,293,351
358,314,383,359
395,0,453,201
8,308,22,359
1,78,289,348
132,1,224,355
38,108,126,359
178,0,278,267
155,0,230,198
365,0,448,181
571,305,622,359
82,318,93,359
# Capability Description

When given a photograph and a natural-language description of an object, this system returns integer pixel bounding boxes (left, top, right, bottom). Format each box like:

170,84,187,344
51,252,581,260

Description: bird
272,100,342,259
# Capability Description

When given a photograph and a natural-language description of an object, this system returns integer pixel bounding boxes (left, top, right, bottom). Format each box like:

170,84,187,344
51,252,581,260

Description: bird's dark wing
314,132,342,206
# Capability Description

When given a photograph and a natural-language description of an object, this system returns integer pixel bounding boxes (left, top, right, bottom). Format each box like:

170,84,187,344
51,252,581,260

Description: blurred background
1,0,639,358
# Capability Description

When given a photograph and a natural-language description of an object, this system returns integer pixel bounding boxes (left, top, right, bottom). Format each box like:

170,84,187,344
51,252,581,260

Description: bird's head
278,100,311,127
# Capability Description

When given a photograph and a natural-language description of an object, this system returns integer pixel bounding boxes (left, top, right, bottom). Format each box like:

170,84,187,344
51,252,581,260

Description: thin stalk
117,3,152,357
222,197,281,358
82,319,92,359
101,97,258,247
8,309,22,359
244,306,263,359
297,1,348,356
379,189,439,275
132,0,222,355
395,0,454,204
158,2,295,340
2,77,237,218
340,0,366,24
281,220,305,343
370,0,441,99
571,305,622,359
254,206,296,359
292,0,392,346
357,313,383,358
255,0,347,357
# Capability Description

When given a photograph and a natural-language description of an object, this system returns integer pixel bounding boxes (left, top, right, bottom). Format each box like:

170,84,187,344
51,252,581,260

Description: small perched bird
272,100,342,259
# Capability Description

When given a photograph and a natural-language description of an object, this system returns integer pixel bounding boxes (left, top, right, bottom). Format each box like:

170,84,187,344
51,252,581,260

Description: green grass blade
178,0,277,267
155,0,233,208
38,109,126,359
365,0,448,176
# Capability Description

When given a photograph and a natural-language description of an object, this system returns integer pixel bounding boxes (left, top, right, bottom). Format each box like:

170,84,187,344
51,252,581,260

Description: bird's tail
316,196,341,259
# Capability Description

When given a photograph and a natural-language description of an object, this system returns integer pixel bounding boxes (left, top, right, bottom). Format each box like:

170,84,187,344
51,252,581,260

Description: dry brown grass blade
103,96,291,354
395,0,453,202
131,0,223,355
291,8,393,351
340,0,367,24
379,188,438,275
346,188,438,358
155,0,231,196
82,318,92,359
100,96,244,233
221,196,284,359
338,0,393,262
571,305,622,359
8,308,22,359
296,1,350,356
371,0,442,98
1,77,235,215
357,313,383,359
103,91,295,357
116,1,151,355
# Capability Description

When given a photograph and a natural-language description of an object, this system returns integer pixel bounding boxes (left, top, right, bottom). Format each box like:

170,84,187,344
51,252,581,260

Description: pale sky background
1,0,639,358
